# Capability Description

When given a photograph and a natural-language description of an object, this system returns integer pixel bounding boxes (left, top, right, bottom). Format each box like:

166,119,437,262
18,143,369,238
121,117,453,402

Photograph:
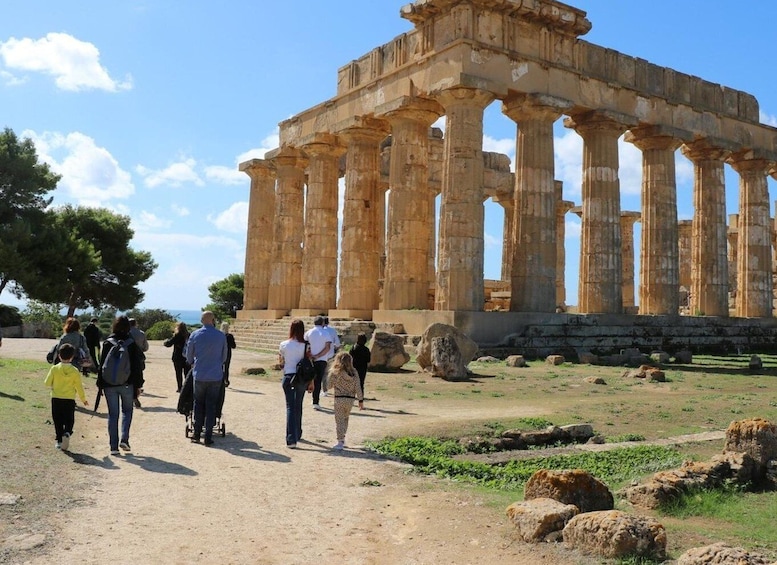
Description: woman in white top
279,319,310,448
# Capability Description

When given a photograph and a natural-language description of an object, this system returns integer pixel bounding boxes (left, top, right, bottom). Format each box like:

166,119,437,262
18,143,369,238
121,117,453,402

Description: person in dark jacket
164,322,190,392
97,315,145,456
349,333,371,399
83,317,102,374
220,322,237,387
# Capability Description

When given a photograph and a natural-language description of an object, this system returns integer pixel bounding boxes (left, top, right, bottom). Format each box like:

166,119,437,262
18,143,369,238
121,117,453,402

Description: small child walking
324,351,364,450
44,343,89,450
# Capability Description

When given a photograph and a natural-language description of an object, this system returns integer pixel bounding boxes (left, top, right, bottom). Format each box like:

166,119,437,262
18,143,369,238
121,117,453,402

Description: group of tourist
279,315,370,450
43,312,370,455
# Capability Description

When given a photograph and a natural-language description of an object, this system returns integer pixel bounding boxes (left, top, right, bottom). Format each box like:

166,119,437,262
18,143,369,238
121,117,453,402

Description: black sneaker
204,437,214,447
133,398,142,408
191,435,200,443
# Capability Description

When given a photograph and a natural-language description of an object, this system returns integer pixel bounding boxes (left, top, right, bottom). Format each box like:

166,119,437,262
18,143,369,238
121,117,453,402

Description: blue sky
1,1,776,311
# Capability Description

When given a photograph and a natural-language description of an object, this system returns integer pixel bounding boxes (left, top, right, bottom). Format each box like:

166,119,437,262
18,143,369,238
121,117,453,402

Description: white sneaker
333,441,344,450
55,442,61,450
110,449,120,456
61,432,70,451
313,404,321,411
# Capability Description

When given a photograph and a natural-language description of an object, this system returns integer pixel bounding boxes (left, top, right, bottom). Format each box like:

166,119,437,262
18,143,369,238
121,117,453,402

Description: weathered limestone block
430,335,468,381
578,351,598,364
584,376,606,385
416,323,478,370
620,479,681,509
649,351,670,364
622,365,664,381
710,451,759,485
546,354,565,365
677,542,774,565
674,349,693,364
524,469,614,513
506,355,527,367
749,355,763,370
476,356,500,363
368,331,410,370
505,498,579,543
724,418,777,467
620,459,731,509
559,424,595,442
562,510,666,560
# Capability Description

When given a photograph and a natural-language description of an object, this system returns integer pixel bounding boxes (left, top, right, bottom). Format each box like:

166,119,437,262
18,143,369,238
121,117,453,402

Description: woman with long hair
278,319,310,448
56,317,93,374
163,321,190,392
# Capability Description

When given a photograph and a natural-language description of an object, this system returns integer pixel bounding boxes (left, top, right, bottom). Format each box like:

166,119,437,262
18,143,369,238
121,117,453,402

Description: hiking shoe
191,435,201,443
110,449,120,456
119,441,131,451
333,441,344,451
204,438,214,447
287,443,297,449
313,404,322,411
133,398,142,408
61,432,71,451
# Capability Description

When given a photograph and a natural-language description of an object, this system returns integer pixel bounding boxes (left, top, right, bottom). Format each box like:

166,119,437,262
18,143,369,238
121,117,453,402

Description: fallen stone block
562,510,666,560
505,497,579,543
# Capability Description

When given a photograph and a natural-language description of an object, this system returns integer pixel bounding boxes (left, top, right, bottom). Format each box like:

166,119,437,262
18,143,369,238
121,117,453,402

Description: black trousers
51,398,76,441
311,360,328,405
172,358,189,391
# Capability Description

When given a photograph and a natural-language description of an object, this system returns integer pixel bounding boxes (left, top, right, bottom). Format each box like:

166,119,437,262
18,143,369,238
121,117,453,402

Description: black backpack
291,342,316,388
101,337,134,386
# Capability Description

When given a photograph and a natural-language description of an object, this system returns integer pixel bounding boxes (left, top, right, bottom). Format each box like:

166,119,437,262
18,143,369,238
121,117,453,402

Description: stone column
565,111,633,314
729,155,773,318
678,220,693,309
620,211,641,311
728,214,739,308
331,119,389,319
681,142,731,317
556,191,575,310
493,193,514,282
238,159,276,314
294,134,345,316
436,87,495,311
381,98,442,310
267,148,307,315
503,94,569,312
625,127,682,315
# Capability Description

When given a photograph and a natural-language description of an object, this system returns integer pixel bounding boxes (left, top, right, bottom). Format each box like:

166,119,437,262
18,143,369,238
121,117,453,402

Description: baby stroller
177,370,226,438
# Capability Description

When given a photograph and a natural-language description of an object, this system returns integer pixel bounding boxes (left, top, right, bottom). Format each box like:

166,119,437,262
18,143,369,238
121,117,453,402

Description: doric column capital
239,158,276,180
557,199,575,216
271,146,308,172
564,110,637,137
435,86,495,111
624,125,686,152
681,137,737,163
728,151,774,176
502,93,572,123
299,132,346,159
620,210,641,227
377,96,443,127
339,117,390,145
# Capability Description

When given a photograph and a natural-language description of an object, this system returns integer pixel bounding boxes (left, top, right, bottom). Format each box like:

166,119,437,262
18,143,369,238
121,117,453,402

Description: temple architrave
238,0,777,345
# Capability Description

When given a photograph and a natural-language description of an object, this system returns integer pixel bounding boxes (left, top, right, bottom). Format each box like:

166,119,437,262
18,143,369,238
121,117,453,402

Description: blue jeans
104,384,134,450
282,374,305,445
193,379,221,440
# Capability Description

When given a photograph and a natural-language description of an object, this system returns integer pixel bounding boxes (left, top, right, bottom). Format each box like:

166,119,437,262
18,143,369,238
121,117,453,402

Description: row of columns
243,90,775,319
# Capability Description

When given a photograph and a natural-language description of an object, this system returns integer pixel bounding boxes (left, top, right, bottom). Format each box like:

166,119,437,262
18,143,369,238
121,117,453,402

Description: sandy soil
3,338,601,565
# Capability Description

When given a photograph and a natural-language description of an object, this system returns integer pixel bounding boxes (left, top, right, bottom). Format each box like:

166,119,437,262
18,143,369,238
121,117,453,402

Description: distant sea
170,309,203,326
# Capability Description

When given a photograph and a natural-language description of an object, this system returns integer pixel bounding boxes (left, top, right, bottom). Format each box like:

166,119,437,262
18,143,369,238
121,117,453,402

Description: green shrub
146,320,175,341
21,300,62,337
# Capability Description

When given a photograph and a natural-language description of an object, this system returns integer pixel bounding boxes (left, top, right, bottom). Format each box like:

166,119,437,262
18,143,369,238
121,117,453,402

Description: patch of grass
367,436,683,491
607,433,646,443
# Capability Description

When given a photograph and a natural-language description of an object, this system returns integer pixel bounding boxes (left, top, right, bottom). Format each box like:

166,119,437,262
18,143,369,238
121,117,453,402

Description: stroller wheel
220,422,226,437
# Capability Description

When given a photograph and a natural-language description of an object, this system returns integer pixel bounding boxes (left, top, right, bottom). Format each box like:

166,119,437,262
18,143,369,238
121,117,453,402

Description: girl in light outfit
324,351,364,450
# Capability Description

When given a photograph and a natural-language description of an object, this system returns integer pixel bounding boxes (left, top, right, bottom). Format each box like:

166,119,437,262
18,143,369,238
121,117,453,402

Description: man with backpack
97,315,145,456
185,311,227,447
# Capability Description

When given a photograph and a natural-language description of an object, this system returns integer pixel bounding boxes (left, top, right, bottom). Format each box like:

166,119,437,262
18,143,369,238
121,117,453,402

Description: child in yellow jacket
44,343,88,450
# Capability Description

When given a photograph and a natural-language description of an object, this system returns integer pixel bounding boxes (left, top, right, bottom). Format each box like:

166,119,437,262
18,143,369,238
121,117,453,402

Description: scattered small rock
546,355,565,366
476,356,500,363
506,355,526,368
584,376,606,385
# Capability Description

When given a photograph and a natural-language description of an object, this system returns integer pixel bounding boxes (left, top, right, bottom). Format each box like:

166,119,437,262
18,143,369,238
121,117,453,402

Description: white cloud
208,201,248,234
24,129,135,204
236,131,280,163
0,69,26,86
760,110,777,127
204,164,245,185
136,158,203,188
484,232,500,249
483,134,515,165
617,138,643,196
565,217,581,240
554,130,583,200
171,203,190,217
0,32,131,92
134,211,172,231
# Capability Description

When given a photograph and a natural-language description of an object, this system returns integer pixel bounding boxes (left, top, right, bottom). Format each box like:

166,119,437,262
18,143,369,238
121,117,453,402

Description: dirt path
5,338,602,565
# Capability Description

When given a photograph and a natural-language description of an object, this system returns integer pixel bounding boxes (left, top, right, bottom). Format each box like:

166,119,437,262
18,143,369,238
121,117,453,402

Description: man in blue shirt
186,311,227,446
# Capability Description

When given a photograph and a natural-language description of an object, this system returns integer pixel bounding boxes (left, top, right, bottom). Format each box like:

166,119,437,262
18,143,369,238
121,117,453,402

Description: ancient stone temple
239,0,777,347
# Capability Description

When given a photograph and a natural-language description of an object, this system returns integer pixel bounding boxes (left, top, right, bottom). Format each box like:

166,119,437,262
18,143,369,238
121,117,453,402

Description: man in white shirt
304,316,332,410
323,317,340,355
